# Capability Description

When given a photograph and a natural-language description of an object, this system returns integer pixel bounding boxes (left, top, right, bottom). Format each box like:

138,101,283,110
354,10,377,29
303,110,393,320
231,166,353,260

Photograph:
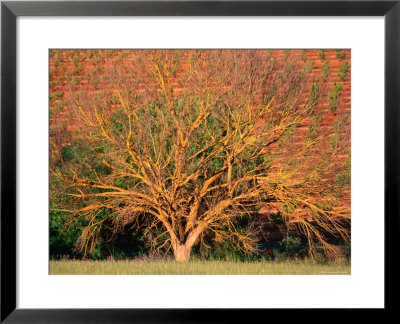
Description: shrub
301,61,315,78
106,49,117,57
337,61,349,81
335,50,346,59
320,61,330,79
93,55,105,64
87,50,95,58
328,82,343,114
300,49,307,61
49,80,58,89
50,100,66,119
73,65,85,75
307,115,323,141
57,75,66,83
283,237,308,258
308,82,320,111
336,158,351,187
72,76,82,85
49,91,64,102
283,49,290,59
54,55,64,66
49,208,83,259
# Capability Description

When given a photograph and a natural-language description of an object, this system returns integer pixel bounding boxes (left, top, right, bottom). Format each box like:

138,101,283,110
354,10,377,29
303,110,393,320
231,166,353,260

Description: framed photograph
1,0,398,322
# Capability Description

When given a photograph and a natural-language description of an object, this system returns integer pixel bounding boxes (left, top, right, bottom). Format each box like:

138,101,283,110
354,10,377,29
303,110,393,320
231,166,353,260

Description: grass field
49,259,350,275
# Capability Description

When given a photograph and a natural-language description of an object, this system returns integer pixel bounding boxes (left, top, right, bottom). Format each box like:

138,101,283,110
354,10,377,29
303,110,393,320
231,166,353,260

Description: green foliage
170,64,179,74
109,96,119,105
49,207,83,259
196,240,259,262
278,123,297,147
54,55,64,66
335,50,346,60
307,115,323,140
70,49,80,57
49,91,64,102
72,76,82,85
336,158,351,187
49,80,58,89
57,75,66,83
90,242,103,260
300,61,315,79
93,55,105,64
283,49,291,59
86,70,100,86
73,65,85,75
282,237,308,258
50,100,66,119
269,212,286,225
106,49,117,57
61,145,78,162
329,135,339,151
320,61,330,79
332,113,348,132
307,82,320,111
113,177,130,190
330,114,348,150
318,49,325,60
279,60,295,81
328,82,343,114
282,202,297,214
209,158,224,173
87,50,97,58
72,54,86,66
337,61,349,81
300,49,307,61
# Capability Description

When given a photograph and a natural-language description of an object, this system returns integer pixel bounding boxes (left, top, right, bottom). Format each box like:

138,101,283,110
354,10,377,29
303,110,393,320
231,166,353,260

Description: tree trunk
172,225,204,261
173,244,191,262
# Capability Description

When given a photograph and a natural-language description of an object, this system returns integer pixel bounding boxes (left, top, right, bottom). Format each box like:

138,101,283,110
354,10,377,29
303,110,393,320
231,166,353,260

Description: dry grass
49,259,350,275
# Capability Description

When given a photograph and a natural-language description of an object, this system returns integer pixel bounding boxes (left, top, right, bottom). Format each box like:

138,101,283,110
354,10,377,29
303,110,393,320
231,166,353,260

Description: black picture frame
1,0,398,322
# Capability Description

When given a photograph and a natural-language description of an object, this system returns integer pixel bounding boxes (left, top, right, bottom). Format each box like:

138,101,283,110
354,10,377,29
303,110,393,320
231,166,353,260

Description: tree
51,50,350,261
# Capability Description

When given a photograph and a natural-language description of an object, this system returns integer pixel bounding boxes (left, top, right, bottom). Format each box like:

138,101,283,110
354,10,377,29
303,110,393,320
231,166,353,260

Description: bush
73,65,85,75
337,61,349,81
300,49,307,61
49,91,64,102
320,61,330,79
335,50,346,60
284,237,308,257
49,208,83,259
328,82,343,114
